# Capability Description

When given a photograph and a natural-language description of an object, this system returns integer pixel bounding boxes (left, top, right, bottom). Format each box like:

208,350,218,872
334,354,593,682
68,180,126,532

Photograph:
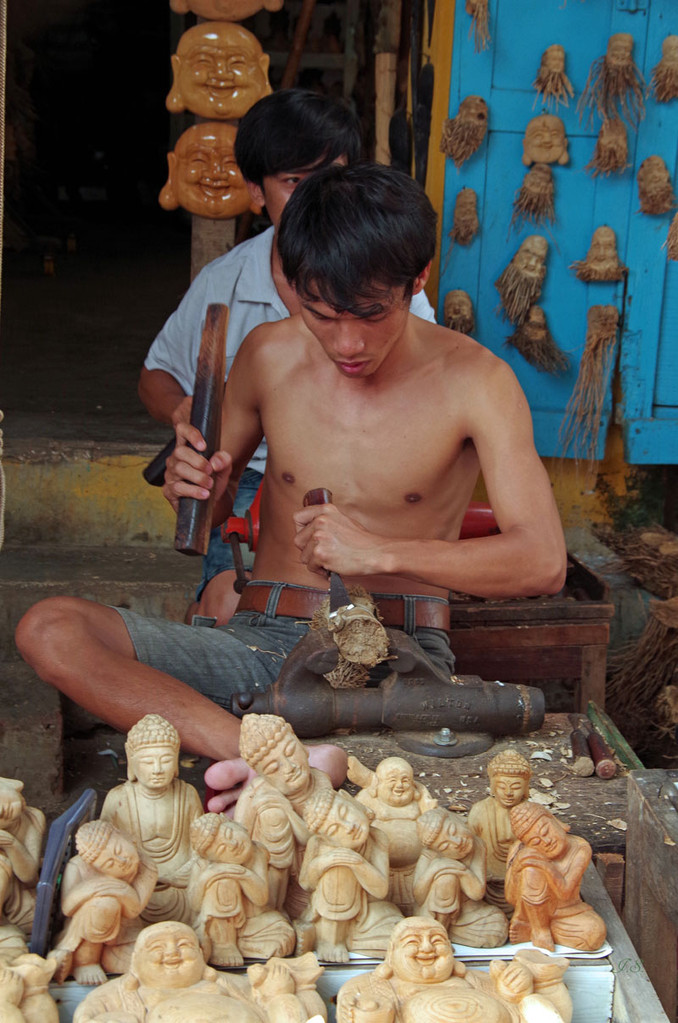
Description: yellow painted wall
419,1,635,529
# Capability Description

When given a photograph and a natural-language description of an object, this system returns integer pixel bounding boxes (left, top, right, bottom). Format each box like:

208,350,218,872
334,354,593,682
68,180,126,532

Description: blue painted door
437,0,678,463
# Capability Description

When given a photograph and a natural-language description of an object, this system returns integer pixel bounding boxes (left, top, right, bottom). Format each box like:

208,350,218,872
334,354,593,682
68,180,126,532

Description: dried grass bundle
559,305,618,465
649,36,678,102
596,523,678,599
510,164,555,232
586,118,629,177
667,212,678,261
440,97,488,169
607,597,678,752
466,0,490,53
506,306,569,374
577,33,645,129
533,45,574,109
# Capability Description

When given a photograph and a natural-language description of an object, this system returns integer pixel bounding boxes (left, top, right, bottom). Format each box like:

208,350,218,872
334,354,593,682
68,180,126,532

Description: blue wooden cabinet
437,0,677,463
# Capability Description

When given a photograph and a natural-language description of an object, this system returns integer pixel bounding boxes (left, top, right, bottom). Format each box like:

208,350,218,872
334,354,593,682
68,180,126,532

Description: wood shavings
530,751,552,761
607,818,628,831
554,802,571,810
180,755,199,768
529,789,556,805
538,778,554,788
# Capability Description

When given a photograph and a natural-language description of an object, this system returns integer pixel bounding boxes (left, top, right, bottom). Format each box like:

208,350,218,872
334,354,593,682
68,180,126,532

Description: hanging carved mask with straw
649,35,678,102
450,188,479,246
577,33,645,128
507,305,568,375
533,44,574,109
495,235,548,325
444,290,475,335
570,226,627,282
440,96,488,168
637,155,676,215
510,163,555,231
522,114,569,166
465,0,490,53
559,305,619,467
586,117,629,177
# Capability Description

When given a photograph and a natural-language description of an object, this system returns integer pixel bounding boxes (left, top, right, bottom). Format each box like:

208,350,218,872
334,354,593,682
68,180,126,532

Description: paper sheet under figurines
169,0,284,18
559,305,620,466
570,226,627,282
166,22,272,120
440,96,488,168
649,36,678,103
466,0,490,53
533,45,575,110
510,164,555,232
444,290,475,335
637,155,677,215
449,188,479,246
577,33,645,129
507,306,569,375
522,114,569,167
495,236,548,324
586,117,629,177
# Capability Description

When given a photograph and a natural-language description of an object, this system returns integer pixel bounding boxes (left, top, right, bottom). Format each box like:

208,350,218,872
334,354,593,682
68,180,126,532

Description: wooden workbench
320,713,630,858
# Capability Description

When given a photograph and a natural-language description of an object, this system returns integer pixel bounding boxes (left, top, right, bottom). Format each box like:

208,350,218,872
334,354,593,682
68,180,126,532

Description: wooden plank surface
320,713,630,855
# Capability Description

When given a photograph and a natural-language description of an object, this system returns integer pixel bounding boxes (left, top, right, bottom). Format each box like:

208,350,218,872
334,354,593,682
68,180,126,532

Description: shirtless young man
15,164,566,811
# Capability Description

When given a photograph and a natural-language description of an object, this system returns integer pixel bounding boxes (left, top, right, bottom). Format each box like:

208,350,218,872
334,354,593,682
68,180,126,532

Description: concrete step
2,436,175,547
0,543,201,661
0,660,63,798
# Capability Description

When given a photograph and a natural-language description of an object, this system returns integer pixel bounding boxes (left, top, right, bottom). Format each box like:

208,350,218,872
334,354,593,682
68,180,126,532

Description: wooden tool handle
570,728,595,777
174,304,229,556
575,716,617,779
303,488,333,507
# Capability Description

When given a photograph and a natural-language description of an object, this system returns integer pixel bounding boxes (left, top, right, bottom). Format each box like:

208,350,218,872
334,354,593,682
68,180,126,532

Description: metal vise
230,623,545,741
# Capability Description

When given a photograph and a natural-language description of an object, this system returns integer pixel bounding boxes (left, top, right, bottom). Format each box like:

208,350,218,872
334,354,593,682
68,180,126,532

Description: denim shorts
114,583,455,711
196,467,263,599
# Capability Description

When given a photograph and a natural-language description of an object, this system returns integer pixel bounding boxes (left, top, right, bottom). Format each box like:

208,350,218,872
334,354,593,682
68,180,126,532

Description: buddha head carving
578,32,645,128
487,750,531,808
572,226,627,282
239,713,310,798
76,819,141,883
587,117,628,177
159,123,258,219
495,235,548,325
386,917,457,985
374,757,416,808
522,114,568,166
304,789,371,851
190,813,252,865
125,714,180,792
166,22,271,120
131,922,207,991
510,803,571,860
417,807,475,860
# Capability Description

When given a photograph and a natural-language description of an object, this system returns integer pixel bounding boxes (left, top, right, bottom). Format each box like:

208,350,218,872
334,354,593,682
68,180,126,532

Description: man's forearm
138,367,188,425
378,528,567,599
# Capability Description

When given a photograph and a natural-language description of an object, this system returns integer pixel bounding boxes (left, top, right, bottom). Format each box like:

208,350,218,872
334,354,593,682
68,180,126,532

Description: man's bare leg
15,596,347,803
16,596,246,762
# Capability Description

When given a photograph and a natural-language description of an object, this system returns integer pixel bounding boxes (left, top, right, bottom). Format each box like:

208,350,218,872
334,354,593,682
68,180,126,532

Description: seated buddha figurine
100,714,203,925
505,802,606,952
467,750,531,914
299,788,403,962
348,755,438,915
0,778,46,938
50,819,157,984
234,714,333,921
413,807,509,948
187,813,295,967
336,916,571,1023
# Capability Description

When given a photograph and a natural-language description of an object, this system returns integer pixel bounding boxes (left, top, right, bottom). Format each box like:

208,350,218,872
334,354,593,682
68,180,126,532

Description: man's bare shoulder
419,320,520,391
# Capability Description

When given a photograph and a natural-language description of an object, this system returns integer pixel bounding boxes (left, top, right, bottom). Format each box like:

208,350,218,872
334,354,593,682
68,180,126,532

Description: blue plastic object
30,788,97,956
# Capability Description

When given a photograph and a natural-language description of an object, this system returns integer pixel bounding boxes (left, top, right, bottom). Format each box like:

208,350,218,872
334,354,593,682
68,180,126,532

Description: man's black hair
234,89,362,186
277,163,438,315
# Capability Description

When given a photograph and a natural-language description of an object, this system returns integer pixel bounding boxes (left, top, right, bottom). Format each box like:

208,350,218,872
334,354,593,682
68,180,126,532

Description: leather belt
235,583,451,631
